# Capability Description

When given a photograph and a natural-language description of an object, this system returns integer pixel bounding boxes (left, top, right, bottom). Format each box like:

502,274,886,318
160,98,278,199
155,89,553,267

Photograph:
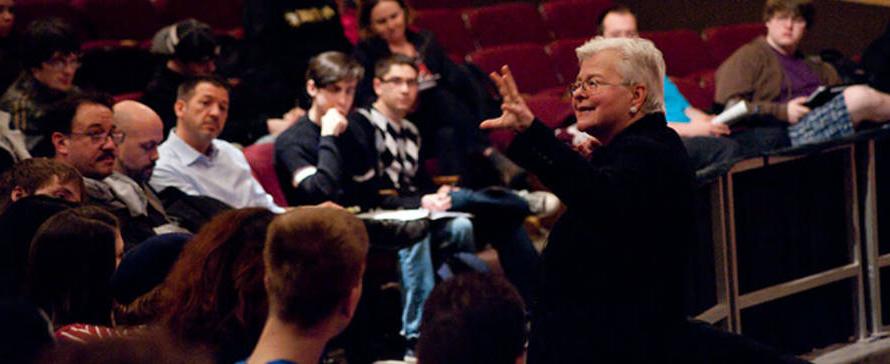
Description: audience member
416,273,527,364
354,0,520,184
156,208,275,363
0,157,82,212
241,207,368,364
103,100,190,247
45,92,118,181
0,18,80,156
26,206,124,331
596,5,741,171
347,54,545,304
481,36,694,362
275,51,471,349
0,195,76,299
150,76,284,213
143,19,219,135
716,0,890,153
275,51,362,206
0,0,19,95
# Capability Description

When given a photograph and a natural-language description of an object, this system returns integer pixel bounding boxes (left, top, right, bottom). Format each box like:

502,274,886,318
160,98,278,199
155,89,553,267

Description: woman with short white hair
481,36,695,363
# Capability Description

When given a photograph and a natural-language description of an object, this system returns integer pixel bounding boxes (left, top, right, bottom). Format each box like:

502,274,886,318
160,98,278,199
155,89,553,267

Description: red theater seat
546,38,586,84
242,143,288,207
467,43,562,97
413,8,476,60
703,23,766,65
539,0,612,40
14,0,88,39
465,3,551,48
157,0,244,31
405,0,473,9
670,76,712,111
73,0,161,41
640,29,716,78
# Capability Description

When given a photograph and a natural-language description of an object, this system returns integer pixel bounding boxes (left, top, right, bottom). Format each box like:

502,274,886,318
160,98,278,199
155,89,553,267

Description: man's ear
306,79,318,98
51,131,68,157
10,186,28,202
173,99,186,120
372,77,383,98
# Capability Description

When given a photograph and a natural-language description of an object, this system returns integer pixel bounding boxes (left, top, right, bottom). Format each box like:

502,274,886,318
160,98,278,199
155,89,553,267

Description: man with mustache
150,76,285,213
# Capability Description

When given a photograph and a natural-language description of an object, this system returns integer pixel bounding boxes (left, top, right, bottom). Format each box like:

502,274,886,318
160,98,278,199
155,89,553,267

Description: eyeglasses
44,54,81,71
380,77,419,88
568,78,629,94
69,129,126,145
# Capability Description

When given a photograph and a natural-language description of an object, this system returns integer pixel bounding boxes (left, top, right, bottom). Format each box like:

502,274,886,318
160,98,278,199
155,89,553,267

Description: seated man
150,76,284,213
596,5,741,170
716,0,890,153
103,100,191,246
346,54,543,304
0,18,80,156
275,51,471,348
241,207,368,364
0,157,82,212
417,273,527,364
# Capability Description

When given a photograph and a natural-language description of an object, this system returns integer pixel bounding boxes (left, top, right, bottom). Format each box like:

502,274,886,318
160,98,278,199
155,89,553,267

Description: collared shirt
150,130,285,213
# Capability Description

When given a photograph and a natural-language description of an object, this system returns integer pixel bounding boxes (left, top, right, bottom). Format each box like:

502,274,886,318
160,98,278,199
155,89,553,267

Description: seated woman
25,206,124,340
354,0,517,184
154,208,275,364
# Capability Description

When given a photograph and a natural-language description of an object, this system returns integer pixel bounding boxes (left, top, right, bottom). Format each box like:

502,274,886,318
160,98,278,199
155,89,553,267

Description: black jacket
508,113,695,363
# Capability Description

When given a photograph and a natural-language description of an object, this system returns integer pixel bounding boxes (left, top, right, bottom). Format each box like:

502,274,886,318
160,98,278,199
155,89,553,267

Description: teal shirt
663,75,691,122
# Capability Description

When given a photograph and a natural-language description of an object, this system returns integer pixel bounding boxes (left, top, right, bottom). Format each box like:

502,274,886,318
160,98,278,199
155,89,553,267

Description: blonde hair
575,36,666,115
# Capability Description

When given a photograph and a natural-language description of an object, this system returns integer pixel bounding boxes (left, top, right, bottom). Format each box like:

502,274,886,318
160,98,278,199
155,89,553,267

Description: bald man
91,101,189,249
113,101,164,183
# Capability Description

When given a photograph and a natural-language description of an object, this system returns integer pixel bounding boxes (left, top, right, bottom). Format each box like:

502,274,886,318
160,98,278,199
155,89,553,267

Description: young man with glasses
0,18,80,156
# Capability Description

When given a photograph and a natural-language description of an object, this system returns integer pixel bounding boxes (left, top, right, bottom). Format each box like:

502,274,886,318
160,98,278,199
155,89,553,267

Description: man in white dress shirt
150,76,284,213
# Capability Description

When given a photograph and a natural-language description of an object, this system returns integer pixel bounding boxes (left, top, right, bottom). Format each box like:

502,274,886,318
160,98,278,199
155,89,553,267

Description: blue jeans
397,216,474,338
449,188,540,304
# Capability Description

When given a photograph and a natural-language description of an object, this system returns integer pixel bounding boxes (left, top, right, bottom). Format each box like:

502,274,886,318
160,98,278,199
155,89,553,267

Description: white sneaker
517,190,561,218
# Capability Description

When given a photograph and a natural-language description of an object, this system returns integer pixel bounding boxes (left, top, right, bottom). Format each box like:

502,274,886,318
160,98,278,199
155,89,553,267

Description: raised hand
479,65,535,132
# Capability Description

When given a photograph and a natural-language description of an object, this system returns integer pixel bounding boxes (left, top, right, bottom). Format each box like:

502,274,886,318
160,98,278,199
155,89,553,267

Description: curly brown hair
155,207,275,363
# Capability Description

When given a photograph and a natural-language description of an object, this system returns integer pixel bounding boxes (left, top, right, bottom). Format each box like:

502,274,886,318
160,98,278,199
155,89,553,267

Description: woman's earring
630,106,638,114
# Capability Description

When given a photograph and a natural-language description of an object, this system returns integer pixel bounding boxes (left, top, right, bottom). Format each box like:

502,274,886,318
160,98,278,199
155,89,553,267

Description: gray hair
575,36,665,115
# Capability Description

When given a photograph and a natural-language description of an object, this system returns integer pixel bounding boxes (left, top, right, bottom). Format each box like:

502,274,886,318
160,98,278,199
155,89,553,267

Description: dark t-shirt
774,49,822,103
274,115,343,206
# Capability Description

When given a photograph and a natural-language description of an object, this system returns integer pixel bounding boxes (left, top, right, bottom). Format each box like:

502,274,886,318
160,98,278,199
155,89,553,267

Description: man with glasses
0,18,80,157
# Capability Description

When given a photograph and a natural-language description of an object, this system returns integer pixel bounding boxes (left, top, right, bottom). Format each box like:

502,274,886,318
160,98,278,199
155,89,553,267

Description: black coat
508,113,695,363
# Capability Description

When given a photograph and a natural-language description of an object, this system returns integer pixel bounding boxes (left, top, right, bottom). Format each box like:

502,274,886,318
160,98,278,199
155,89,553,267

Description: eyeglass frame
67,128,126,145
568,78,631,94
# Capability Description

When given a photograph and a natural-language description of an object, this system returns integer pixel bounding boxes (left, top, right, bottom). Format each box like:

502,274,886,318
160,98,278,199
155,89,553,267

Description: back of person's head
21,17,79,70
596,4,635,36
157,208,275,362
26,206,120,327
357,0,411,39
36,327,212,364
417,273,527,364
0,157,83,212
42,91,114,136
374,53,418,79
175,74,229,101
764,0,815,27
0,195,76,298
576,36,665,115
169,19,218,64
306,51,365,89
264,207,369,331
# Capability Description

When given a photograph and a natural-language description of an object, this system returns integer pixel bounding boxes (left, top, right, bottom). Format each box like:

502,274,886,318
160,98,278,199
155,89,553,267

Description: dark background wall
623,0,890,57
